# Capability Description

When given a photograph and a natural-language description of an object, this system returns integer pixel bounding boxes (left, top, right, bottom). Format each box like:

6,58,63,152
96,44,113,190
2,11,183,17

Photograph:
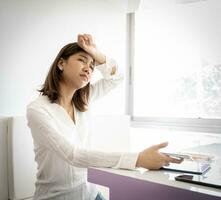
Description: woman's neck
57,95,76,124
57,83,77,123
58,82,76,107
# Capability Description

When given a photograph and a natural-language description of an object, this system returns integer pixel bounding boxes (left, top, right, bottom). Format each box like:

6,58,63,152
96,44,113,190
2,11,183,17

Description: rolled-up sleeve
89,58,124,102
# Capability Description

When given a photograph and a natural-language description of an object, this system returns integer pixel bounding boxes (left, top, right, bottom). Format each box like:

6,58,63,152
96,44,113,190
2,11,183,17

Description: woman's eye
79,59,87,63
90,65,95,71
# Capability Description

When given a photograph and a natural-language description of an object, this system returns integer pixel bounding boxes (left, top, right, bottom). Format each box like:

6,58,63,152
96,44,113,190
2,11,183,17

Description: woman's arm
27,106,182,170
27,107,138,169
77,33,123,102
89,58,123,102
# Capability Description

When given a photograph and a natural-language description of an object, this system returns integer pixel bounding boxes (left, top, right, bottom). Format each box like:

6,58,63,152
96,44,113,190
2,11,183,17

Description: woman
27,34,182,200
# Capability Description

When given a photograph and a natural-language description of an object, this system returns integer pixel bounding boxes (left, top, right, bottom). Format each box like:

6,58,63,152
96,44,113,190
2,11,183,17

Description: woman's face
59,51,95,89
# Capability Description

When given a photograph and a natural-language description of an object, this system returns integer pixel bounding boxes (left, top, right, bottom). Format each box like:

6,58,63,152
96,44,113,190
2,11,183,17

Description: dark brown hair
38,43,91,112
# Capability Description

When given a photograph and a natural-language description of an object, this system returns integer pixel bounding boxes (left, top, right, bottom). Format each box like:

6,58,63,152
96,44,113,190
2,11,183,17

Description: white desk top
94,157,221,197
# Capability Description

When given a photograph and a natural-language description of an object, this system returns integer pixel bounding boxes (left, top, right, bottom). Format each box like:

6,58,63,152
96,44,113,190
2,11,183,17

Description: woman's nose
83,67,89,73
83,65,91,74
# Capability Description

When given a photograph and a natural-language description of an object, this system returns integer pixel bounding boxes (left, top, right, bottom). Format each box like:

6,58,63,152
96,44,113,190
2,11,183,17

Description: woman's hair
38,43,91,112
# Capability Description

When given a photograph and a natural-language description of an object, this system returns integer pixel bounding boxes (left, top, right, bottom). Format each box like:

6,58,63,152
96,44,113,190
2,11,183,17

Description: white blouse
26,58,139,200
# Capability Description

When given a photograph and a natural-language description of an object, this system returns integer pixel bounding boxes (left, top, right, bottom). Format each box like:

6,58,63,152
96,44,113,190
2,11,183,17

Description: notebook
161,160,211,175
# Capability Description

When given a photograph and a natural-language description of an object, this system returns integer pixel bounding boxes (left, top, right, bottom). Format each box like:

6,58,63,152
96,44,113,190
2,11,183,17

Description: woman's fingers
160,150,183,166
77,33,95,49
81,34,89,45
78,34,92,47
170,157,183,163
84,34,93,45
78,34,84,41
152,142,168,150
164,154,183,163
77,34,84,44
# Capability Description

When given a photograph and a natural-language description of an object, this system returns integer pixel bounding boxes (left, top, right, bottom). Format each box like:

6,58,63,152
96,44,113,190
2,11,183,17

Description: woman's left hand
136,142,183,170
77,34,106,65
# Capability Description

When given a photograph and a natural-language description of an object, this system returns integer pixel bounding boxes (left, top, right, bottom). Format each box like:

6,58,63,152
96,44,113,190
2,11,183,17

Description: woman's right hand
77,34,106,65
136,142,183,170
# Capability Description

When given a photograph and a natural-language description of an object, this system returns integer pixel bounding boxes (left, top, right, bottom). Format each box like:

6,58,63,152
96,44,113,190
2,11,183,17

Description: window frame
125,13,221,134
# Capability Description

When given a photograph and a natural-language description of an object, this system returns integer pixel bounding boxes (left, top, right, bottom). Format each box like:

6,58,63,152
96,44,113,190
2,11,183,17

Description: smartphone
175,174,221,189
163,152,192,160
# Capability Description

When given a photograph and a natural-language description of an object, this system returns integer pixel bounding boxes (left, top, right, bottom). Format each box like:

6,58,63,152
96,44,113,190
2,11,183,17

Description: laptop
161,160,211,175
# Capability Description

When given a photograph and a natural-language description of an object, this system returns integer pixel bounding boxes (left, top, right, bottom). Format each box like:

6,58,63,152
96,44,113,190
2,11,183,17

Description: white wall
0,0,128,116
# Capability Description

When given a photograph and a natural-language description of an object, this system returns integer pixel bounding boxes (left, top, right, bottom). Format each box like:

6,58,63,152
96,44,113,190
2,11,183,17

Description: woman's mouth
80,74,88,82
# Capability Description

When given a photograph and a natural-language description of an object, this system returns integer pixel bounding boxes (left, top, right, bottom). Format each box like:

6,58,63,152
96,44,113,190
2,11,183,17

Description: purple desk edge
88,168,220,200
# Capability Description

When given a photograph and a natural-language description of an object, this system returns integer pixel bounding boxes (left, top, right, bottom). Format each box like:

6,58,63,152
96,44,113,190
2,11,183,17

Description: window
128,1,221,133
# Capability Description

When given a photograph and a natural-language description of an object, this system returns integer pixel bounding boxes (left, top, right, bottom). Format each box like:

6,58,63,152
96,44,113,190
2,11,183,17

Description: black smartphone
175,174,221,189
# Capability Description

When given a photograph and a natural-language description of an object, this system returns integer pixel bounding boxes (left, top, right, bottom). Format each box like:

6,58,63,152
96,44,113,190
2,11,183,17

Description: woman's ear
57,58,65,71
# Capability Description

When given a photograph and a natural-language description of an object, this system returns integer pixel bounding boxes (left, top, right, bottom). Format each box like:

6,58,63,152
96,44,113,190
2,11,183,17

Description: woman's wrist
135,152,142,168
92,50,106,65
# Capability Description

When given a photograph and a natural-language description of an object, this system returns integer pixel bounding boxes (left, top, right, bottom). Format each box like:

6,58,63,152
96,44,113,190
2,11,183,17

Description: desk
88,158,221,200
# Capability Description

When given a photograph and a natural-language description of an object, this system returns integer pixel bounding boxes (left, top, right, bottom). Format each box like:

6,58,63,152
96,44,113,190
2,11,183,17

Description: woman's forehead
75,51,94,62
